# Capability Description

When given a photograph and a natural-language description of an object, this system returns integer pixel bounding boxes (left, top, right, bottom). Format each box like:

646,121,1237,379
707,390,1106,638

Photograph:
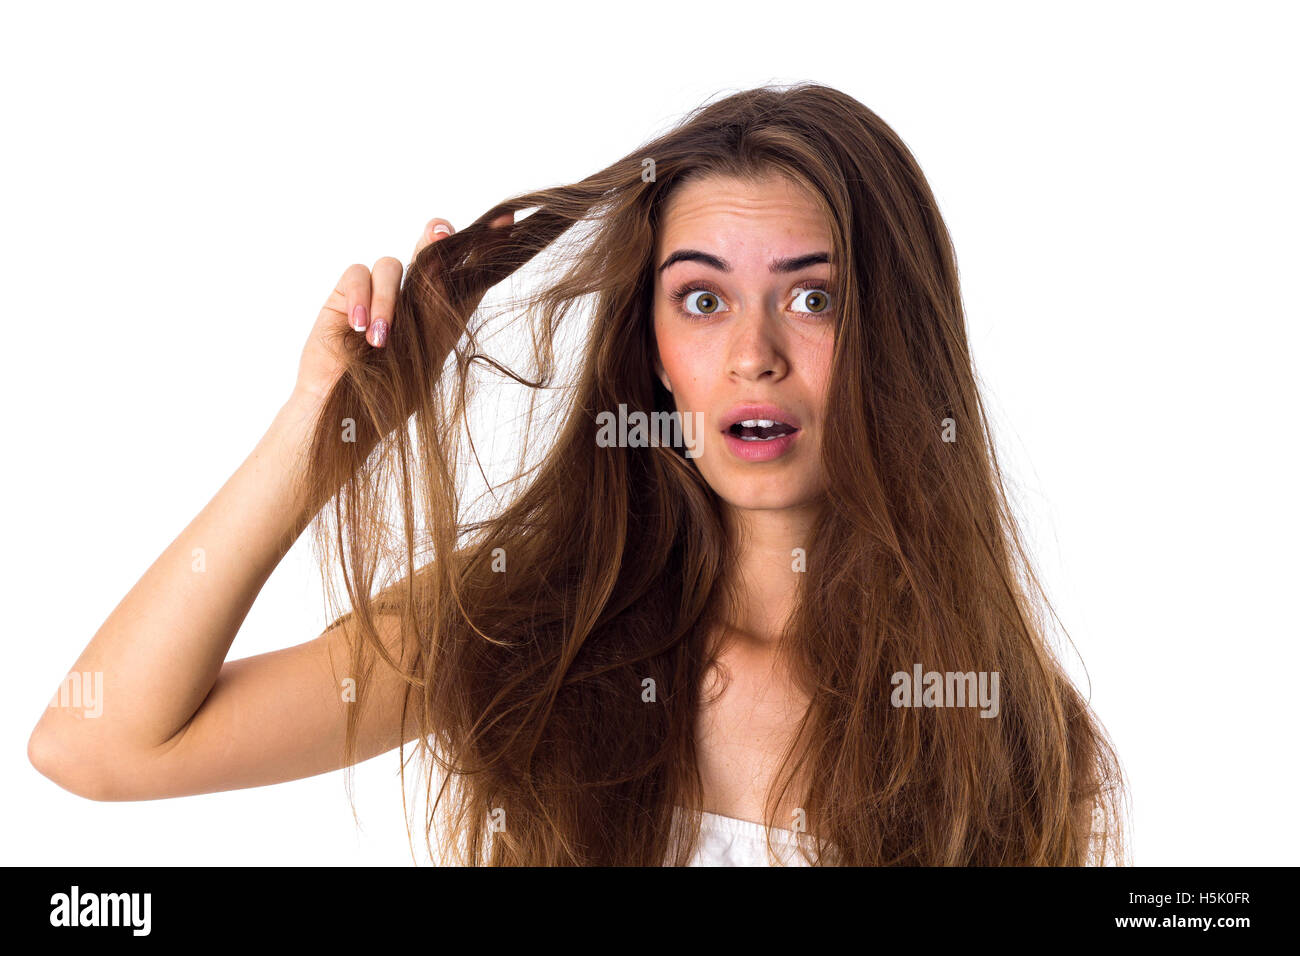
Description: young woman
29,83,1127,866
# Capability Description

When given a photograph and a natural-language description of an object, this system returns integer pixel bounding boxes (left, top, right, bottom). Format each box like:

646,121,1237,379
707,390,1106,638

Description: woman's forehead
655,175,833,264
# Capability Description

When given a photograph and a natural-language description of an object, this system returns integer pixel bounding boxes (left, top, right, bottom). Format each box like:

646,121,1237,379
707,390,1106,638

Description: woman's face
652,172,835,512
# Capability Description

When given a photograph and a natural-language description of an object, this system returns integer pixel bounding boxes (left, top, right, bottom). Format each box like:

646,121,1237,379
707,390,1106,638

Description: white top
672,807,834,866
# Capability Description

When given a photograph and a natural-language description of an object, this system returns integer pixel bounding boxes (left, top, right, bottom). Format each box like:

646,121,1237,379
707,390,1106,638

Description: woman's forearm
30,393,333,769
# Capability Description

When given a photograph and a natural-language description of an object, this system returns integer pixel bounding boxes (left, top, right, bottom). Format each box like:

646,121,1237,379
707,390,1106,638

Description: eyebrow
656,249,830,276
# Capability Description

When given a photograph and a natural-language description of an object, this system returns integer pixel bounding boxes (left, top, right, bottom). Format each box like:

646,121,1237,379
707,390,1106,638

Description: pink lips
722,429,799,461
718,402,802,462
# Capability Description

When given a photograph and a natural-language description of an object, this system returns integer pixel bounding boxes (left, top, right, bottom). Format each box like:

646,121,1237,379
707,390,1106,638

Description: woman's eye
792,286,832,314
681,288,727,316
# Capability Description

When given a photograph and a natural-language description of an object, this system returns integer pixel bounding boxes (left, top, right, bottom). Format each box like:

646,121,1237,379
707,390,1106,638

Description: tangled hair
296,82,1128,865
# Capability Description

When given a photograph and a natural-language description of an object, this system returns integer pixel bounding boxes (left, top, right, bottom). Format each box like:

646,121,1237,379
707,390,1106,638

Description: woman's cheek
660,338,706,396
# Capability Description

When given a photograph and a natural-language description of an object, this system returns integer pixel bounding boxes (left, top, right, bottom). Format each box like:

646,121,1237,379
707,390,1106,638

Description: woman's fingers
332,263,372,333
367,256,403,347
391,211,516,338
409,212,514,263
412,217,455,262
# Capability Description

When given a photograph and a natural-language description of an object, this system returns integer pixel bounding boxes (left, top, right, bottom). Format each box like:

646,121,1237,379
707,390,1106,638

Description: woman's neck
718,502,820,650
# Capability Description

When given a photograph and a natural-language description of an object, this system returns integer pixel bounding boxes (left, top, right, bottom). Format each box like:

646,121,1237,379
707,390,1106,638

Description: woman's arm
26,217,464,800
26,395,419,801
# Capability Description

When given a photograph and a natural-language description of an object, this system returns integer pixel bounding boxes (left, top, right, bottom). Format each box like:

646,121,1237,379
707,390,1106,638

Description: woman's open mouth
721,419,800,461
726,419,798,441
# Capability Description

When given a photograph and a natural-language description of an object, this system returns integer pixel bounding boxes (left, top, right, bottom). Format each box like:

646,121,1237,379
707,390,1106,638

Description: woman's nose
725,307,788,381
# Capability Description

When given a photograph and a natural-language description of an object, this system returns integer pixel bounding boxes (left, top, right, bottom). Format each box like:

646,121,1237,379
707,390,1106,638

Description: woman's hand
289,217,457,411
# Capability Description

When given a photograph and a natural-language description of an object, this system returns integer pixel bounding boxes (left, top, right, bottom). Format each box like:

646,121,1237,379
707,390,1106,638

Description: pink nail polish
352,304,368,331
370,318,388,347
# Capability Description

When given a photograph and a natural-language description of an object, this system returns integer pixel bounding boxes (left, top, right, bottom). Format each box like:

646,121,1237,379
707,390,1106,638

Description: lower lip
721,429,800,461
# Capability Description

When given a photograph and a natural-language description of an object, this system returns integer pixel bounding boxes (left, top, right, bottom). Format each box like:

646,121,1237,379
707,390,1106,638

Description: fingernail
432,223,451,237
351,304,368,331
370,318,388,347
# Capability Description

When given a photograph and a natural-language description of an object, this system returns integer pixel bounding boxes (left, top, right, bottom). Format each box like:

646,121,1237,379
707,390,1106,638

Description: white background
3,0,1296,865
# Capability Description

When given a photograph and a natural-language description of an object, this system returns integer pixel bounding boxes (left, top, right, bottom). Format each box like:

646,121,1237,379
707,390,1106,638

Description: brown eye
793,286,832,314
683,289,724,315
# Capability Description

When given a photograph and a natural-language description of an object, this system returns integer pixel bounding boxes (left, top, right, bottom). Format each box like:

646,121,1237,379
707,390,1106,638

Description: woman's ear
650,318,672,393
653,353,672,394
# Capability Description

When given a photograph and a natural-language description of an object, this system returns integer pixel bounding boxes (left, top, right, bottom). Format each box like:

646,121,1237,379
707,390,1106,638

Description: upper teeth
738,419,777,427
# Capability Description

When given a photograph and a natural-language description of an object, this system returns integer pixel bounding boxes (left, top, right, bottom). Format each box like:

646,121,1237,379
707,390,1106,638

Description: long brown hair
296,82,1127,865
